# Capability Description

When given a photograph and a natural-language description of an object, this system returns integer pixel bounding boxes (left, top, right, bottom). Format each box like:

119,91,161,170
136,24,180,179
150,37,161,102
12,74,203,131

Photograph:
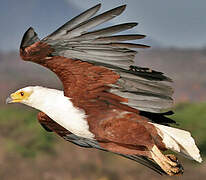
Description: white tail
152,123,202,163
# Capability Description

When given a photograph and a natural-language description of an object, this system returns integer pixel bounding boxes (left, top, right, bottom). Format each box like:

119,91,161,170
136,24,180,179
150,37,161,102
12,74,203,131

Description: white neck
24,87,94,139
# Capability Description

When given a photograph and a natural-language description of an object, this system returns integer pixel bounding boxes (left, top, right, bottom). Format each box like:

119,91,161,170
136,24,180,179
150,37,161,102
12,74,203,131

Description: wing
19,4,174,115
37,112,166,175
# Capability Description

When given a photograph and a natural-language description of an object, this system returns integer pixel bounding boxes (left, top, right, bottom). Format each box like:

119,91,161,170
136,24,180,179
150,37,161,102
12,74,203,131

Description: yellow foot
165,154,184,175
151,146,184,176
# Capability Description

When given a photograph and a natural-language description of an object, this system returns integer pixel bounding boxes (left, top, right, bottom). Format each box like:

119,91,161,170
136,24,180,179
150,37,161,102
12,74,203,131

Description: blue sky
1,0,206,51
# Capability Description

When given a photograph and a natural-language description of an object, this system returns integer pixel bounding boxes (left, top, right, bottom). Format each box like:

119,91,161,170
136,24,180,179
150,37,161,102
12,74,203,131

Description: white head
6,86,94,139
6,86,64,108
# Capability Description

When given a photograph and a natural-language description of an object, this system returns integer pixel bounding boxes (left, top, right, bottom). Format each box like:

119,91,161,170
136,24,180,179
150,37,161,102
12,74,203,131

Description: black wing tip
162,110,174,116
28,26,34,31
112,4,127,13
119,4,127,10
128,22,138,27
95,3,101,7
24,26,36,36
165,76,173,82
140,110,177,125
137,44,151,48
86,3,101,14
20,26,39,49
92,3,101,11
129,65,173,82
138,34,147,39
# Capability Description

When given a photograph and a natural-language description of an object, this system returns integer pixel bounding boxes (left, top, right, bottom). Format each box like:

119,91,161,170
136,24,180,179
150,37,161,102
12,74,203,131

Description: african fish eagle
6,4,202,176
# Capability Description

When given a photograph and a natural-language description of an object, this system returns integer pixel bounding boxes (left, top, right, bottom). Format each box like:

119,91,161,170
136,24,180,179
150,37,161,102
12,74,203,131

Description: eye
20,92,24,96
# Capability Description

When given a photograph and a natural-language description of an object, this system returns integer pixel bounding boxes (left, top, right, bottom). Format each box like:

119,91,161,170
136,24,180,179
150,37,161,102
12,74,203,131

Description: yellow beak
6,92,24,104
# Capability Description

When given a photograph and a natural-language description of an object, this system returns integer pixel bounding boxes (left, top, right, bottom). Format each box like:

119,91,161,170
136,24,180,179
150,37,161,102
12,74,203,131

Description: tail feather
152,123,202,163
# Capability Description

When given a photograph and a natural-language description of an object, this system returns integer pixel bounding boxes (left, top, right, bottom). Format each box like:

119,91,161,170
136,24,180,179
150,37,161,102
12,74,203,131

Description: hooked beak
6,96,13,104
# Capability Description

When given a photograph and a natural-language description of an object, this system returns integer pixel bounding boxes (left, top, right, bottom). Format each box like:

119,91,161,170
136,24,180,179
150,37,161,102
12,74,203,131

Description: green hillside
0,105,56,157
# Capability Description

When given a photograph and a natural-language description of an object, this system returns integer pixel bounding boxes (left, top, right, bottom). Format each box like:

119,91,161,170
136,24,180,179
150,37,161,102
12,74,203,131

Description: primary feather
39,4,172,113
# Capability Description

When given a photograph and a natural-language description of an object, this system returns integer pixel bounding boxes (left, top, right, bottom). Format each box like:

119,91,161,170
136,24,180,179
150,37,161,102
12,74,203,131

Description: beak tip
6,97,12,104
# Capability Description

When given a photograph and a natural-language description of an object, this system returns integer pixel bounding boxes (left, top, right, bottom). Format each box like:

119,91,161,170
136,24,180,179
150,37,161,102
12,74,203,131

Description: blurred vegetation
0,105,57,157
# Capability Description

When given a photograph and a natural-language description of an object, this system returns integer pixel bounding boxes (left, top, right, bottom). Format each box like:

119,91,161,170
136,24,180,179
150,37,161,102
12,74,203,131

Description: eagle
6,4,202,176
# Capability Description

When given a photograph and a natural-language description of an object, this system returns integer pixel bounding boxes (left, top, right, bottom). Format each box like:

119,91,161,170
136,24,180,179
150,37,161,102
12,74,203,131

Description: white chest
47,106,94,139
29,89,95,139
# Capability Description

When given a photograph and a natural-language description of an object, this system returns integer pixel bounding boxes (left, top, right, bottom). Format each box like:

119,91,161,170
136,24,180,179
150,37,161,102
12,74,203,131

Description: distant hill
1,48,206,104
136,48,206,102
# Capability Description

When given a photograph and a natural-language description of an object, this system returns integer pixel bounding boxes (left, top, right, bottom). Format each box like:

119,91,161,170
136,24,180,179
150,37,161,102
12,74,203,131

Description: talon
166,154,178,162
165,154,184,175
150,146,184,176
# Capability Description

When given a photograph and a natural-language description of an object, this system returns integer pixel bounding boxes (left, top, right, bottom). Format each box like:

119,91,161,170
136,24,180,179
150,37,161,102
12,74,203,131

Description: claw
166,154,178,162
151,146,184,176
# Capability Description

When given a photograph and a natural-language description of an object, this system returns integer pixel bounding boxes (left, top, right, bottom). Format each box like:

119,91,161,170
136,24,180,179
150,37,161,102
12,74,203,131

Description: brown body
22,41,166,156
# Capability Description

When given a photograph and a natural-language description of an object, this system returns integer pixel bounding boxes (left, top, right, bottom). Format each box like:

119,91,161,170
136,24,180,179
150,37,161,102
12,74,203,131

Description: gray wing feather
94,34,146,42
43,4,173,112
45,4,101,41
114,77,173,96
44,4,147,69
64,5,126,39
69,23,138,41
